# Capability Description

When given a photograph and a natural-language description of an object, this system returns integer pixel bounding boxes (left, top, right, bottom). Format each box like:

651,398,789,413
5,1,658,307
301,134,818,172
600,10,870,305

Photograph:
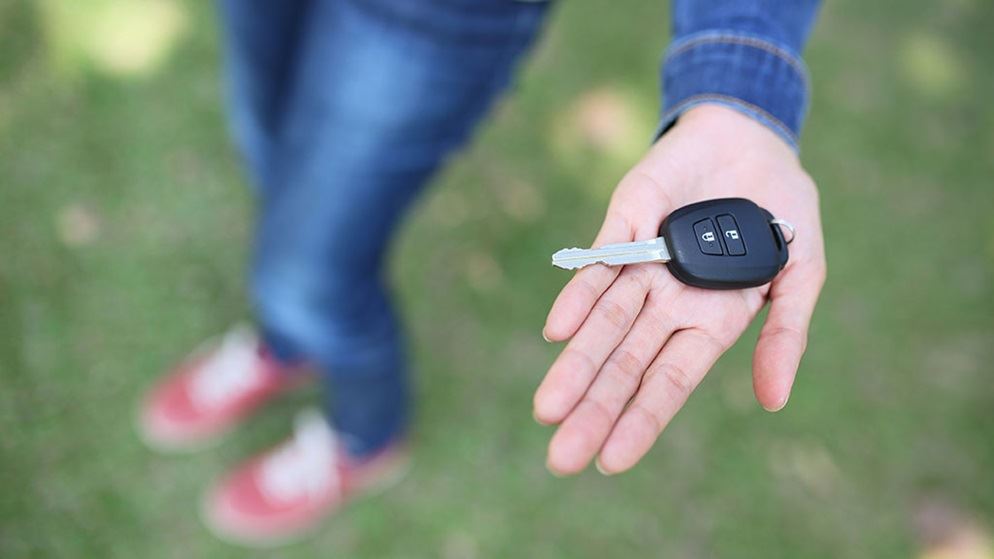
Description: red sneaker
138,326,310,452
202,409,410,547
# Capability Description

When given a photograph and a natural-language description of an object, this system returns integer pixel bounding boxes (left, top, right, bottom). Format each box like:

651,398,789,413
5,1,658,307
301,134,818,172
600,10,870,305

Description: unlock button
717,214,746,255
693,219,723,255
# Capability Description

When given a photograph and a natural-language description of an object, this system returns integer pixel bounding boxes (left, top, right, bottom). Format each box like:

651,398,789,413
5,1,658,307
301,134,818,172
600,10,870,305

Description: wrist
673,104,799,161
678,103,752,127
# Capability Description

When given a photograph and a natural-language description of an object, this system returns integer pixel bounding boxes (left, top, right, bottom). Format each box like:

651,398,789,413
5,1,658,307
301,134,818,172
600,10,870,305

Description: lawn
1,1,993,557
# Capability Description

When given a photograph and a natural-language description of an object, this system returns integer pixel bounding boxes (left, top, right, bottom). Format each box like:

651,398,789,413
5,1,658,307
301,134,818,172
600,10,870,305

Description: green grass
2,1,993,557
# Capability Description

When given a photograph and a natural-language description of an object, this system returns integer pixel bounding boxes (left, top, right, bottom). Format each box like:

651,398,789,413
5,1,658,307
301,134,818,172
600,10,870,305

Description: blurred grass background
2,0,993,557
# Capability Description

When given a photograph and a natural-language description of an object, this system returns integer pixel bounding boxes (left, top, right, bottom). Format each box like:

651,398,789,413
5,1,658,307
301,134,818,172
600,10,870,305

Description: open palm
534,105,826,475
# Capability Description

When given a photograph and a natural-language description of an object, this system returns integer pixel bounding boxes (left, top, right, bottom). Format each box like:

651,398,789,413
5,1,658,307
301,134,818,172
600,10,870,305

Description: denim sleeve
657,0,822,150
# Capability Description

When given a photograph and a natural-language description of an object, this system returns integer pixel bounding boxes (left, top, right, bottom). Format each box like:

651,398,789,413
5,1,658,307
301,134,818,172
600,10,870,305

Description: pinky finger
543,212,632,341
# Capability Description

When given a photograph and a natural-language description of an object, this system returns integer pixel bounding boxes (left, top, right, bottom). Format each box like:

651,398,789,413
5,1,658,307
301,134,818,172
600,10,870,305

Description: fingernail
763,393,790,413
542,330,552,343
533,410,549,425
595,459,613,476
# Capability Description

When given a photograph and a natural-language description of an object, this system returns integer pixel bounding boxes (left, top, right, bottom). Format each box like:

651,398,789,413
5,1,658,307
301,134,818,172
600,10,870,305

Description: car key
551,198,792,289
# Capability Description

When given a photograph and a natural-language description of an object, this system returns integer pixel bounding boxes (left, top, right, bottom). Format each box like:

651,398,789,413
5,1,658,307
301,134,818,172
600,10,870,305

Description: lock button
716,214,746,255
693,218,723,255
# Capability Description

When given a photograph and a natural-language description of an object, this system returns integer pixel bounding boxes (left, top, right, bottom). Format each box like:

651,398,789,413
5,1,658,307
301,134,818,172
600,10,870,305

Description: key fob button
693,219,723,255
716,214,746,256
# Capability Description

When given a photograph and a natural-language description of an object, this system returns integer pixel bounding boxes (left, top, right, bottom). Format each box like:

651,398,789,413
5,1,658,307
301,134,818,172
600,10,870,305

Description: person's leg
251,0,552,459
205,0,554,545
216,0,311,191
137,2,318,452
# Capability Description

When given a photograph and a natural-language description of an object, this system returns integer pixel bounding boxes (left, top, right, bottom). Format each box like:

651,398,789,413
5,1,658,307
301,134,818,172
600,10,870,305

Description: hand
534,104,826,475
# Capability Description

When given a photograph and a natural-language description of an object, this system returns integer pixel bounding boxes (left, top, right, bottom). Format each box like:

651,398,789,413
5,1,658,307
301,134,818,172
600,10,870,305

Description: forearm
660,0,822,150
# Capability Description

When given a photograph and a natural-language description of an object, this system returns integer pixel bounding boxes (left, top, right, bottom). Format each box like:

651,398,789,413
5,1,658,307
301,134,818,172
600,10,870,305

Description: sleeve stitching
666,34,809,84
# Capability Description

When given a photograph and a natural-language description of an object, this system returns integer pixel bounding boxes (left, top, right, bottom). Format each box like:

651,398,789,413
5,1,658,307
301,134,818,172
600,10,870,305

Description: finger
546,286,679,475
544,172,672,342
597,328,725,474
752,264,825,411
534,266,652,425
543,212,631,342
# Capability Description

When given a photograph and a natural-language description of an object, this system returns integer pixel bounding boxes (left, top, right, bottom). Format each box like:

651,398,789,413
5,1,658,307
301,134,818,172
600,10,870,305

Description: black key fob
659,198,789,289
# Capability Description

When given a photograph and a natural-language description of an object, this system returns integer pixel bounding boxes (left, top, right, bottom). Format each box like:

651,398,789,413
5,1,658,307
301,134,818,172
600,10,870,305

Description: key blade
551,237,671,270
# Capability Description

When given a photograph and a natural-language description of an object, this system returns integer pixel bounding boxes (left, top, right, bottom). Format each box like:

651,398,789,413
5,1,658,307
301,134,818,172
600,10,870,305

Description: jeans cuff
656,31,811,151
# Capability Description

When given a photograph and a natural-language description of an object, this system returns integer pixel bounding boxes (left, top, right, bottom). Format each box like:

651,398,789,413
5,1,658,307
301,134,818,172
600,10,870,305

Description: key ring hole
770,218,796,245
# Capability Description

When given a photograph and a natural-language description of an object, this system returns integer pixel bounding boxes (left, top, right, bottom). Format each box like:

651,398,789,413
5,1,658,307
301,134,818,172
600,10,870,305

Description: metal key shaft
551,236,672,270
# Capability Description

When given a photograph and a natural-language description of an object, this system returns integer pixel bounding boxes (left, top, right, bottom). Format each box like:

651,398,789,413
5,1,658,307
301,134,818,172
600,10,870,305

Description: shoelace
259,410,340,504
190,326,263,411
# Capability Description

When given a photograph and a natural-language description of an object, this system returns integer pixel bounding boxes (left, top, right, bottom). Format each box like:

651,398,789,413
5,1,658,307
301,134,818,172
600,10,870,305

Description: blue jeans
218,0,550,457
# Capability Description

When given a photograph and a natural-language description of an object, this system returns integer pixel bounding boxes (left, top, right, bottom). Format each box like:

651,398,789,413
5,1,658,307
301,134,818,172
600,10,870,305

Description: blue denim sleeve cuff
656,31,811,151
